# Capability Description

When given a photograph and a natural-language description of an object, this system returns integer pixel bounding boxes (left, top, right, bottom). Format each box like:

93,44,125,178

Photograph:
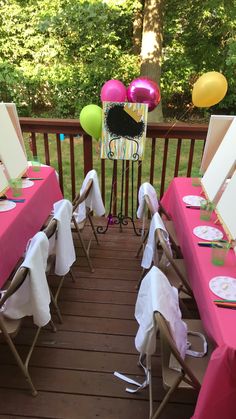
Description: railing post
83,134,93,176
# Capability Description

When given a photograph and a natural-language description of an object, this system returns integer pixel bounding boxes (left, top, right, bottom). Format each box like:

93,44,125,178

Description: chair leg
1,322,38,396
88,213,99,245
50,319,57,332
136,230,149,258
68,268,75,283
151,373,183,419
73,217,94,272
147,356,153,419
49,289,63,323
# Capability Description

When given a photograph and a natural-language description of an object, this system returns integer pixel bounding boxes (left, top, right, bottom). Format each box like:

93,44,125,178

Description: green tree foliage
162,0,236,117
0,0,140,116
0,0,235,118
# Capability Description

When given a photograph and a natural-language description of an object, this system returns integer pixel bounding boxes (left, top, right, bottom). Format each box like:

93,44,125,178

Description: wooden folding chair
43,218,75,323
149,312,213,419
155,228,192,297
136,194,182,259
72,178,99,273
0,267,42,396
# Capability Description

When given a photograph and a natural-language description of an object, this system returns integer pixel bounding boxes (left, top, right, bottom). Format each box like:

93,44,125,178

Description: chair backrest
0,267,29,311
142,187,171,221
43,218,57,239
144,194,156,216
154,311,201,390
72,178,93,213
145,194,180,254
155,228,192,295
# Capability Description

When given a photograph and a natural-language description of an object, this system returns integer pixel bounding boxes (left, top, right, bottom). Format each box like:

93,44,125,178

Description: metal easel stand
97,156,141,236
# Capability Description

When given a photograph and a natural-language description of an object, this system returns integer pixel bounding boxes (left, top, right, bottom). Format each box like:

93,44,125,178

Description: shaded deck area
0,218,197,418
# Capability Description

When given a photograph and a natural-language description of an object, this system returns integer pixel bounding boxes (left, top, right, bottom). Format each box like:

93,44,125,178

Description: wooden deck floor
0,218,197,418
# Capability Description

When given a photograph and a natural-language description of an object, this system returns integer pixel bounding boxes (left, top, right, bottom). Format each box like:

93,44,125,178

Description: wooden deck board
0,217,197,418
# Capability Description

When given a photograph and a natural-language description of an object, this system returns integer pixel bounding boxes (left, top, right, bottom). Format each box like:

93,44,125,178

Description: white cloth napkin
141,212,172,269
135,265,187,359
137,182,159,219
53,199,76,276
73,169,105,223
4,232,51,327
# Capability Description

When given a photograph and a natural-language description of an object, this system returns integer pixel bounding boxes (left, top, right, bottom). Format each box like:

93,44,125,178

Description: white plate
0,200,16,212
182,195,205,206
193,225,224,241
22,179,34,188
209,276,236,300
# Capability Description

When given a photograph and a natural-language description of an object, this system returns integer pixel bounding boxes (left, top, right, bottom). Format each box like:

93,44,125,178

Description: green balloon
79,104,102,140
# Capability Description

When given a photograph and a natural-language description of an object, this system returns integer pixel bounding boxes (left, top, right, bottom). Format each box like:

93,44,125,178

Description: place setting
182,195,205,207
209,276,236,310
193,225,224,241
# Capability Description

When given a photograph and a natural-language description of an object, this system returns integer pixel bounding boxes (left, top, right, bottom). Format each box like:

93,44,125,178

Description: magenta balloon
101,79,127,102
127,77,161,111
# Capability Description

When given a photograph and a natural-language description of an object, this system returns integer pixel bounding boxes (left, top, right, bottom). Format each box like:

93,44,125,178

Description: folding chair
136,189,181,259
150,312,213,419
155,228,192,297
0,267,40,396
43,216,75,323
0,231,55,396
72,178,99,273
137,210,190,292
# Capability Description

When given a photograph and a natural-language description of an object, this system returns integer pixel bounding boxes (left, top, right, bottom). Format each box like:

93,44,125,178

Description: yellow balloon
192,71,228,107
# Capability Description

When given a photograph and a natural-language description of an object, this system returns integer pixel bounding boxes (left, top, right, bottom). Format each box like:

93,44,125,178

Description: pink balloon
101,79,127,102
127,77,161,111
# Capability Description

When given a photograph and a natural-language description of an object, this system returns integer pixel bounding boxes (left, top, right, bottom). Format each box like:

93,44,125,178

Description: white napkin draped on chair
4,232,51,327
73,169,105,224
141,212,172,269
53,199,76,276
135,265,188,359
136,182,159,219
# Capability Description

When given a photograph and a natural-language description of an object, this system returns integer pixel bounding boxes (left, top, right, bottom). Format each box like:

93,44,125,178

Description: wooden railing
19,117,208,217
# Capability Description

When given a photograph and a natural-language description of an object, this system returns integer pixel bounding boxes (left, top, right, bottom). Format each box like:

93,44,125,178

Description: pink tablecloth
0,166,63,288
162,177,236,419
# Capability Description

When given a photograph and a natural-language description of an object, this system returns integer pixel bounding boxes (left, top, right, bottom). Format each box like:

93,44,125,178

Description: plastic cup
9,178,22,197
31,156,41,172
192,177,201,187
211,242,230,266
200,200,214,221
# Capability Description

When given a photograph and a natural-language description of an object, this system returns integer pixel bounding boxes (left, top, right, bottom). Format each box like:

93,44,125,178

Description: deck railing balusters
113,160,117,216
43,133,50,166
150,137,156,185
83,134,93,176
160,137,169,197
125,160,130,216
56,133,64,195
30,132,37,157
187,138,195,177
101,159,106,204
174,138,182,177
20,118,208,217
136,159,142,211
69,135,76,201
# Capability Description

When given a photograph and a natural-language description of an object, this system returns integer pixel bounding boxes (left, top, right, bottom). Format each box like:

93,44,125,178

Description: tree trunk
132,2,144,55
140,0,163,122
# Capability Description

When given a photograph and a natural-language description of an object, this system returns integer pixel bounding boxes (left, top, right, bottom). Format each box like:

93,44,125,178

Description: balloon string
162,105,193,138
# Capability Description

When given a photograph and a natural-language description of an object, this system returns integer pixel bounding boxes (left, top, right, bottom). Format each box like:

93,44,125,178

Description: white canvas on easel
0,103,28,179
201,117,236,203
5,103,26,156
200,115,235,173
0,164,8,196
216,170,236,240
